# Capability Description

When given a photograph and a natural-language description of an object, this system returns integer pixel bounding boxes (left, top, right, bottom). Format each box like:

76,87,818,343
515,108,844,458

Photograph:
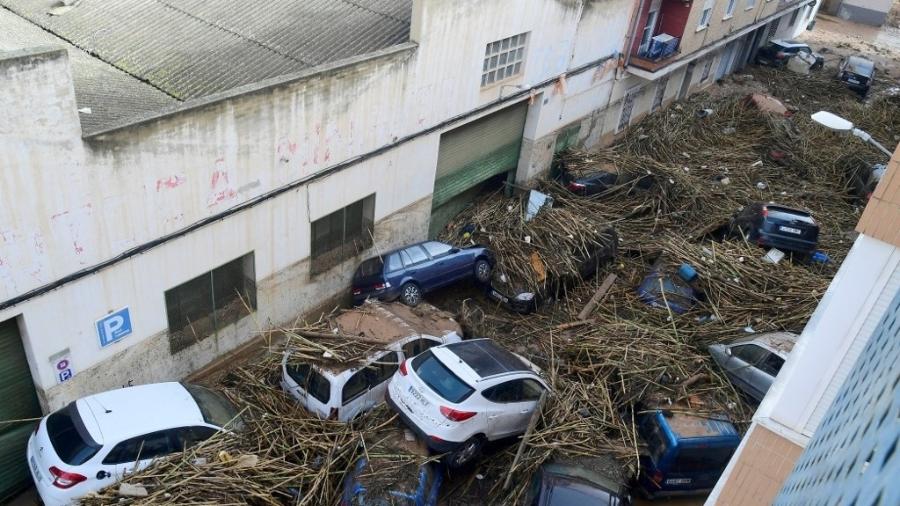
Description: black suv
729,203,819,256
838,55,875,97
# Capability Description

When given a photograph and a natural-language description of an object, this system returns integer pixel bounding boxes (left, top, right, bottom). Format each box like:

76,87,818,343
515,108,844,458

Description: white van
280,301,462,422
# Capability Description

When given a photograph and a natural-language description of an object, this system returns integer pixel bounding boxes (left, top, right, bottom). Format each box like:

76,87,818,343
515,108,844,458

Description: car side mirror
725,347,732,356
96,470,111,480
450,248,460,254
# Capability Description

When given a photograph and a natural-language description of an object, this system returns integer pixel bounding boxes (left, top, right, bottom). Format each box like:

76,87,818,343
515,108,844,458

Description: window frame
698,0,714,30
342,368,370,405
758,352,785,376
724,0,736,18
401,338,440,359
481,33,529,88
102,429,174,465
731,343,768,366
310,194,376,274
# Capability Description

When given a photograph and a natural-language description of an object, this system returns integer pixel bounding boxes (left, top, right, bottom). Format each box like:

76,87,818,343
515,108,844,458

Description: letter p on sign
97,307,133,348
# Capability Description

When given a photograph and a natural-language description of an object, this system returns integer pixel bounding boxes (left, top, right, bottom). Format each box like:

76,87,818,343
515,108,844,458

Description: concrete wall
0,0,641,410
838,0,892,26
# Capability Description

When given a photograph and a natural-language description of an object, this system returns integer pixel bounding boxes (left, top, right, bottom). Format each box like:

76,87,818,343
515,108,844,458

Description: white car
26,382,241,506
387,338,548,468
281,334,462,422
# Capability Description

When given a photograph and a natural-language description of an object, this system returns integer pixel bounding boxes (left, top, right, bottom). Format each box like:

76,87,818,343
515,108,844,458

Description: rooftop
0,0,412,134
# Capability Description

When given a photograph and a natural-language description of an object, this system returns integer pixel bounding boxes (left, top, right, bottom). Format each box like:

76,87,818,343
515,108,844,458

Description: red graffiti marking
211,170,229,189
0,258,4,266
324,149,331,162
73,241,84,254
156,175,186,192
207,189,237,208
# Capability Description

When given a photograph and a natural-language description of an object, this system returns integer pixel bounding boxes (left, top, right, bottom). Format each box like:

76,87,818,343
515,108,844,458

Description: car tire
399,283,422,307
474,259,492,284
446,435,484,469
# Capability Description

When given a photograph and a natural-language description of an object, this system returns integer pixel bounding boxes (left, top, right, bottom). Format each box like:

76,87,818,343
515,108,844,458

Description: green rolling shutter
0,319,42,501
430,103,528,235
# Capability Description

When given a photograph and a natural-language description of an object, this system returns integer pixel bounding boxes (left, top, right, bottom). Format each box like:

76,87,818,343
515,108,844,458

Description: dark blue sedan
351,241,493,306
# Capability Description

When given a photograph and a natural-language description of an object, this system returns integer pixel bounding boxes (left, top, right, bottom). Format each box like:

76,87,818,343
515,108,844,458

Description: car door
363,351,400,411
754,352,786,395
725,344,769,400
102,429,175,479
340,368,371,421
422,241,466,285
282,360,333,418
483,379,544,438
400,246,433,290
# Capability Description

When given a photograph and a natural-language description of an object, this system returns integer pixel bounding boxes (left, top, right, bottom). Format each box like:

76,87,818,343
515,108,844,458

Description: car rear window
355,257,384,278
47,403,102,465
184,384,243,430
286,363,332,404
640,417,669,465
765,207,815,224
412,351,475,403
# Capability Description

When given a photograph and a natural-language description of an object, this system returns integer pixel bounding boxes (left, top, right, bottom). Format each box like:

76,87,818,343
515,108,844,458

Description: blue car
341,457,444,506
636,410,740,498
351,241,494,306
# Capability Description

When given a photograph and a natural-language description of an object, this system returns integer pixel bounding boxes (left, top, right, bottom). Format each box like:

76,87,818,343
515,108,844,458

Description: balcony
631,34,681,71
628,0,692,71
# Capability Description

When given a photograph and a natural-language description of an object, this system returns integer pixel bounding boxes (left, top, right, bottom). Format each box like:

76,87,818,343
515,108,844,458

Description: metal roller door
0,318,42,501
430,102,528,236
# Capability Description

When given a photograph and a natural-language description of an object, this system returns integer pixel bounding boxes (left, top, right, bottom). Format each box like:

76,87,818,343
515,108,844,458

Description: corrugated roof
1,0,412,132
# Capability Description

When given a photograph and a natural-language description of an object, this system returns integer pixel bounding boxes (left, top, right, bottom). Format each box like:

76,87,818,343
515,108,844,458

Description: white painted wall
0,0,641,408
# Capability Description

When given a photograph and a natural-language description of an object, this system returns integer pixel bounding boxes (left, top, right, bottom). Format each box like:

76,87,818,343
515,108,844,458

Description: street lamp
811,111,893,159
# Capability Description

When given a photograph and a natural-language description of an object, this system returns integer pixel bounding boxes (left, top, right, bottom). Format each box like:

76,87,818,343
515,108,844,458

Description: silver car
708,332,798,402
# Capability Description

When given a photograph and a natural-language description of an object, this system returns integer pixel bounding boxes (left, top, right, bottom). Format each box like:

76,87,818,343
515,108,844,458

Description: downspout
623,0,649,68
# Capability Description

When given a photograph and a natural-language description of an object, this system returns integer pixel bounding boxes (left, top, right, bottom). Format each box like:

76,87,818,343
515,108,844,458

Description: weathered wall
838,0,892,26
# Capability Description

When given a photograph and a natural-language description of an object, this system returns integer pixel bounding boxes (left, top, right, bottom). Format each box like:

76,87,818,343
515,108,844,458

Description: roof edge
85,41,419,139
0,44,67,63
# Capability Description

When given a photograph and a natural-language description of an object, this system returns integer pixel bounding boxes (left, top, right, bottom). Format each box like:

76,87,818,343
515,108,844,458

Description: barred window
311,194,375,274
165,253,257,354
482,33,528,87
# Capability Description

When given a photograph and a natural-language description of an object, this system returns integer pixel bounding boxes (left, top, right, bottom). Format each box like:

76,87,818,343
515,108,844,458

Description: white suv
281,301,462,422
27,382,241,506
386,339,548,468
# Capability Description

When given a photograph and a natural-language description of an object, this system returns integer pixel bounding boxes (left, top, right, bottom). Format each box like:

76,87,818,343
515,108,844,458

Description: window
172,426,218,451
745,0,756,9
671,446,735,473
412,351,475,403
698,0,714,29
285,363,331,404
731,344,767,365
422,241,454,259
368,351,400,386
311,194,375,274
482,379,544,403
639,1,662,55
789,8,800,27
701,57,714,82
758,353,785,376
184,384,241,429
47,403,102,465
651,75,669,113
617,86,643,133
342,369,369,404
102,430,173,465
482,33,528,87
402,245,429,266
402,338,440,358
725,0,736,18
385,253,403,273
165,253,257,354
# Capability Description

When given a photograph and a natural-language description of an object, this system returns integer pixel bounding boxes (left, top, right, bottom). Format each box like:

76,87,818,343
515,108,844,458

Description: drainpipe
623,0,649,68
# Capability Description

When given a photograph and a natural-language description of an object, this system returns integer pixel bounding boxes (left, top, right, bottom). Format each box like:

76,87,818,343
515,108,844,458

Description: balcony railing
631,33,681,71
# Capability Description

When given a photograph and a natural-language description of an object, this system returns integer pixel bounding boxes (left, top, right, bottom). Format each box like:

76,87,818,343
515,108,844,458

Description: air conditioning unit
648,33,679,61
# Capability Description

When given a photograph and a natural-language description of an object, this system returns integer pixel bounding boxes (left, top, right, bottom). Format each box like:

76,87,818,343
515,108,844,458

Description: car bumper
351,288,400,305
27,438,76,506
385,392,461,454
758,232,817,255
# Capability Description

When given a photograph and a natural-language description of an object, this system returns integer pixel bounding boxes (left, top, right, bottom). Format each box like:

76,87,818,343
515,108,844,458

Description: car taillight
374,283,387,291
328,408,339,420
49,467,86,489
776,51,786,59
352,288,361,296
761,207,768,218
440,406,477,422
399,360,409,376
567,182,586,192
651,470,664,485
430,435,445,443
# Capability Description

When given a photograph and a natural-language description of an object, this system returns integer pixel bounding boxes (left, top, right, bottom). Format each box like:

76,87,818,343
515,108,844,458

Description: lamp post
810,111,893,159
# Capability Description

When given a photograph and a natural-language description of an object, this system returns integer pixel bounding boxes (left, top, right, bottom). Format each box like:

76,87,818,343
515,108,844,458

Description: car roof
729,331,798,357
361,240,445,262
763,203,812,216
77,382,204,444
441,339,532,379
659,411,738,439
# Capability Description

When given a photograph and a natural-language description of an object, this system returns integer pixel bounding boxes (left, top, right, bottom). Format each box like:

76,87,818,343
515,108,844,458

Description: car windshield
766,207,815,224
355,257,383,278
184,384,244,430
547,479,617,506
412,351,475,403
47,403,102,465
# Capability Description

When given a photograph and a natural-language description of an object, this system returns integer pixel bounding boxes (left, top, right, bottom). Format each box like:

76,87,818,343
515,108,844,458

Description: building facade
821,0,893,27
707,143,900,505
0,0,814,497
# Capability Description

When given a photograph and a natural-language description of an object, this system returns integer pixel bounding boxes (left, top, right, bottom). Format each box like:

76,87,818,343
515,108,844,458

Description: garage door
0,318,42,501
430,102,528,236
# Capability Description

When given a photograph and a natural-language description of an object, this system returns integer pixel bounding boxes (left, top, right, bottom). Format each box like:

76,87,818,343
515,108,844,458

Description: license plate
779,226,802,235
30,456,43,483
407,385,428,406
665,477,692,485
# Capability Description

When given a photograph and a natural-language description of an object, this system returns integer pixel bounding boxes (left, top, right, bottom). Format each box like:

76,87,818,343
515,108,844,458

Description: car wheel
474,259,492,284
399,283,422,307
447,435,484,469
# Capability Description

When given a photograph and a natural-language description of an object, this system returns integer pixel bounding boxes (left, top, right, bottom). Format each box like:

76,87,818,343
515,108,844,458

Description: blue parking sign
96,308,133,348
